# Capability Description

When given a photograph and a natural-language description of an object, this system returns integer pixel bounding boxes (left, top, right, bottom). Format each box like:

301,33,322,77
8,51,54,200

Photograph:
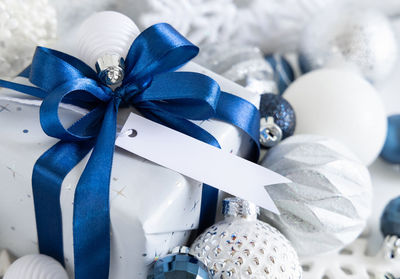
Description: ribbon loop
30,47,99,94
124,23,199,84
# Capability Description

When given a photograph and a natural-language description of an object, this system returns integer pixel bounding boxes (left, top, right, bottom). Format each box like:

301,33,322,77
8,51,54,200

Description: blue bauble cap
380,114,400,164
147,248,211,279
381,196,400,237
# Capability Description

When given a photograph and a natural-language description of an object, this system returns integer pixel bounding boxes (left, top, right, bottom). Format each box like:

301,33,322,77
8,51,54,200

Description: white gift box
0,61,259,278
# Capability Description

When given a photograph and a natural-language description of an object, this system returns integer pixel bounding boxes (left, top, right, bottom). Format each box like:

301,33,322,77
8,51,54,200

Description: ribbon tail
0,79,47,99
216,92,261,162
73,100,118,279
32,139,95,264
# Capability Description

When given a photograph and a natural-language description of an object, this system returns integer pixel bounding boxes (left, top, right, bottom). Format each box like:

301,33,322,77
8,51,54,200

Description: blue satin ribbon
0,23,260,279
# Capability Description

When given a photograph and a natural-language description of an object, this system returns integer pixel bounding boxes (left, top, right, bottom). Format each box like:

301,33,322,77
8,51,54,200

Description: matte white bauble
284,69,387,165
4,254,68,279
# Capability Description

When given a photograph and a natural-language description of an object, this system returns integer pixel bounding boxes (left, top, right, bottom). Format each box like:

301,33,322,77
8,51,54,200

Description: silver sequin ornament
299,7,397,83
190,198,302,279
260,135,372,256
196,43,294,95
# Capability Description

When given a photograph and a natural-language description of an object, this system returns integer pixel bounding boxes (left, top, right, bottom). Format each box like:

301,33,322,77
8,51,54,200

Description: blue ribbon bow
0,23,260,278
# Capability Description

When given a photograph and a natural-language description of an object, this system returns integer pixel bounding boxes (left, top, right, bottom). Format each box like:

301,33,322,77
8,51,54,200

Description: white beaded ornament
191,198,302,279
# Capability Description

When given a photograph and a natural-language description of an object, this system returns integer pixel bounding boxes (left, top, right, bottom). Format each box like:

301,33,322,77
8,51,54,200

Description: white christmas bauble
191,198,302,279
76,11,140,69
283,69,387,166
299,7,397,83
4,254,68,279
260,135,372,256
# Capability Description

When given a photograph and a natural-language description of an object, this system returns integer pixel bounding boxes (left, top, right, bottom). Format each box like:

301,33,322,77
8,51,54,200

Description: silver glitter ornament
196,43,294,95
260,135,372,256
190,198,302,279
299,7,397,83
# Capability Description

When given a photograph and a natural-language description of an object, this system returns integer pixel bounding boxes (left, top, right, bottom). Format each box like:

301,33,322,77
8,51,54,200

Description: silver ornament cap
222,197,259,220
171,246,191,255
259,117,283,148
95,53,125,85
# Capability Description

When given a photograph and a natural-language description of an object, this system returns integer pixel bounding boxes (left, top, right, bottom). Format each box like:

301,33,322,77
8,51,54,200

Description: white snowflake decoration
52,0,116,36
301,234,400,279
116,0,337,53
0,0,57,78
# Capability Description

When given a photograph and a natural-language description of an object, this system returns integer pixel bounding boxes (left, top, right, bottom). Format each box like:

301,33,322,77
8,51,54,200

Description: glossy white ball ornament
4,254,68,279
299,7,398,83
284,69,387,165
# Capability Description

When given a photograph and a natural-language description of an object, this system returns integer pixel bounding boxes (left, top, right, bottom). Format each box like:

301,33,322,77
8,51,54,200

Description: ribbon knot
115,76,153,107
0,23,261,279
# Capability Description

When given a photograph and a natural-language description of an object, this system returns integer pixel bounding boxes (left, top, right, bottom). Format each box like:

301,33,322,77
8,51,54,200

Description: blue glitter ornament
147,247,211,279
380,115,400,164
265,54,295,95
381,197,400,237
259,93,296,146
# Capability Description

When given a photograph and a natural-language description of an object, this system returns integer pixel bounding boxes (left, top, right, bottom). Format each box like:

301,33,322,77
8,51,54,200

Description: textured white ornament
301,234,400,279
260,134,372,257
4,254,68,279
190,198,302,279
299,7,398,83
115,0,336,53
283,69,387,166
75,11,140,69
0,0,57,78
0,250,13,277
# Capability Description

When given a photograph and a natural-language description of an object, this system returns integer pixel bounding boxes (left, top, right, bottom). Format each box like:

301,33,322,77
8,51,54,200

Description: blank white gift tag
116,113,290,214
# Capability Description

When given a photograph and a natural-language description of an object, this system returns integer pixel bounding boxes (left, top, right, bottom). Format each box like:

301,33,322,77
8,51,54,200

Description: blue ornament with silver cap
147,247,211,279
259,93,296,148
381,196,400,237
381,115,400,164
